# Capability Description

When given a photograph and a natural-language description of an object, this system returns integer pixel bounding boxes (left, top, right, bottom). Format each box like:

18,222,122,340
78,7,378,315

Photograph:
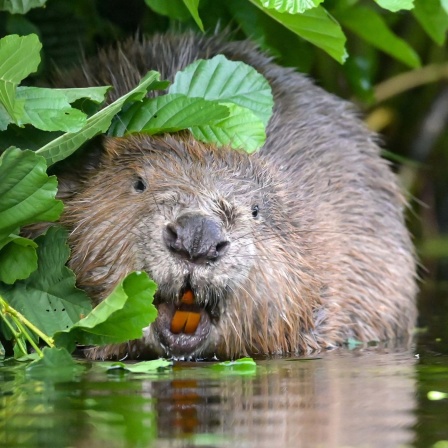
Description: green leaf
0,0,47,14
0,147,63,239
15,87,86,132
191,103,266,153
250,0,347,63
427,390,448,400
53,272,157,351
13,86,109,132
0,235,37,284
35,71,161,166
373,0,414,11
413,0,448,45
0,227,92,337
0,34,41,123
109,94,230,136
212,357,257,375
337,6,420,68
182,0,204,31
144,0,191,20
170,55,274,126
26,347,86,379
259,0,324,14
53,87,110,104
104,359,172,373
442,0,448,15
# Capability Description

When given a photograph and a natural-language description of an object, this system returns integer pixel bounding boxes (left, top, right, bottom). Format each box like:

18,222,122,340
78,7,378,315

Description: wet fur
54,33,417,359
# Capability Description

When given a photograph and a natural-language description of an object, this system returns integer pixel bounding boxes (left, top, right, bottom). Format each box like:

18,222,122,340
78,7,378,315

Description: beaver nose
164,213,230,263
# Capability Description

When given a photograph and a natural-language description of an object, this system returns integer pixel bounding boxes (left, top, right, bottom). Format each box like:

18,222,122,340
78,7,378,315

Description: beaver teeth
170,288,202,334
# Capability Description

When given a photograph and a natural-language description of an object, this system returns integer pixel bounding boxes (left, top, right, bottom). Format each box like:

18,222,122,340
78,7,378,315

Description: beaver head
60,133,320,360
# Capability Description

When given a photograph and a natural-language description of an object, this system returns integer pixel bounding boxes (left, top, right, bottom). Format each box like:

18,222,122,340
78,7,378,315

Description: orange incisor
170,290,201,334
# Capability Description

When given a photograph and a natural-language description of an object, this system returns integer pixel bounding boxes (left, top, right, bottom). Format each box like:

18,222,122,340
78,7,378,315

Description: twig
374,63,448,103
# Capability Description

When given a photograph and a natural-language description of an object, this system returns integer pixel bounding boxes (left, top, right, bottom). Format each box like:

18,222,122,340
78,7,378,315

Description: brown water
1,291,448,448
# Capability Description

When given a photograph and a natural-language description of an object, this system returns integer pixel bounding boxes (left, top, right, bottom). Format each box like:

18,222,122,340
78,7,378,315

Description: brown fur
54,33,417,360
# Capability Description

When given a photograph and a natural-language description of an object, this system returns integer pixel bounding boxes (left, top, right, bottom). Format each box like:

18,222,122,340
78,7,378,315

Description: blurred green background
1,0,447,288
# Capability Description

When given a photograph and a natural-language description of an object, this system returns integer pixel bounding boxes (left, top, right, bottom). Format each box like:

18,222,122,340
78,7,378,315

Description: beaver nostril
165,223,178,242
215,240,230,256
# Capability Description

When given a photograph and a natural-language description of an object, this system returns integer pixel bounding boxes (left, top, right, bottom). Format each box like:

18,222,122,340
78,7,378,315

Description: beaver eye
133,177,147,193
251,204,259,218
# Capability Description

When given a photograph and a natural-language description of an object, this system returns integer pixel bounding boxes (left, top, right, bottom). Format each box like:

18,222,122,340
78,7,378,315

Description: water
1,291,448,448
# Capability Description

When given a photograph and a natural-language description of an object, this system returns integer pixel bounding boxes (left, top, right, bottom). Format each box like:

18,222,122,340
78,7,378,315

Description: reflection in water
0,348,420,448
154,350,417,448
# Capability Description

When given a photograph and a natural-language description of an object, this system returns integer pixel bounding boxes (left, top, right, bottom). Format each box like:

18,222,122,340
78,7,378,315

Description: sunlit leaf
0,34,41,122
170,54,274,126
259,0,323,14
191,103,266,153
250,0,347,63
53,272,157,351
103,359,172,373
35,71,162,166
212,357,257,375
109,94,230,136
373,0,414,12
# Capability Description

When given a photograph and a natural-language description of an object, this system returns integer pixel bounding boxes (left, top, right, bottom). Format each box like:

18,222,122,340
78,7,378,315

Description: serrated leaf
0,227,92,337
53,272,157,351
250,0,347,63
0,147,63,238
0,235,37,284
35,71,162,166
0,0,47,14
170,55,274,126
373,0,414,11
260,0,323,14
0,34,41,122
413,0,448,46
12,85,110,133
182,0,204,31
338,6,420,68
191,103,266,153
109,94,230,136
16,87,87,132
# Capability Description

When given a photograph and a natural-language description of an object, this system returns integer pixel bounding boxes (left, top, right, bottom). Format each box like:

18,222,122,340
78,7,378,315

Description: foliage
0,0,447,364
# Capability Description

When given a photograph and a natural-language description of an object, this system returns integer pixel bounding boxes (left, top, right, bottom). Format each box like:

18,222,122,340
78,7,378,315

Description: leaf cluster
0,30,273,367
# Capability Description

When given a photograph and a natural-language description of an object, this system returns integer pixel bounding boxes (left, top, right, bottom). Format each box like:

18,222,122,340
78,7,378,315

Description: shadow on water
1,290,448,448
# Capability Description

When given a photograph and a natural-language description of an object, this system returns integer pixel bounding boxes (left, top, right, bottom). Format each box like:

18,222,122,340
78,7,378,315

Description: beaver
54,33,417,360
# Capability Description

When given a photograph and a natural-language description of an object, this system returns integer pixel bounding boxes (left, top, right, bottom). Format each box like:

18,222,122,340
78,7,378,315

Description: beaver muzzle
152,211,228,357
153,287,213,356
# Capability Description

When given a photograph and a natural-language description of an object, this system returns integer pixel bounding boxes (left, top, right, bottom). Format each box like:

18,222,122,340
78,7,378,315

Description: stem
0,295,54,348
0,313,28,354
374,63,448,103
13,318,44,357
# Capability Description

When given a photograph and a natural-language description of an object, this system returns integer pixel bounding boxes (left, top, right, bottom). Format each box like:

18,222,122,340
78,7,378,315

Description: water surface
1,291,448,448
